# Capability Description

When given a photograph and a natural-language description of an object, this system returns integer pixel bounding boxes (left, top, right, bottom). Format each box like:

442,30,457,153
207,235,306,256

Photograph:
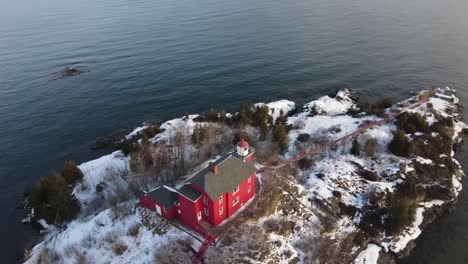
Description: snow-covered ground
25,88,465,264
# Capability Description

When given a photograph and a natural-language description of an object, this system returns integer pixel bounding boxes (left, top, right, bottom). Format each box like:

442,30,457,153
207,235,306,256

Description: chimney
209,162,218,174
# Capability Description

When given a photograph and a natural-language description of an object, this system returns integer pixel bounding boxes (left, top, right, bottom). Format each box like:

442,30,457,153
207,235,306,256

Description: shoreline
23,88,466,264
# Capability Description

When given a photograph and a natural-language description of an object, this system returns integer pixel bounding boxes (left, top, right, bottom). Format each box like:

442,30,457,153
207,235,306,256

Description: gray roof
146,186,178,209
190,153,256,200
177,184,202,202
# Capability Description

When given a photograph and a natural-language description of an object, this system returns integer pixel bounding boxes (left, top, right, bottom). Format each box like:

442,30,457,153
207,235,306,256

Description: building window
197,211,202,221
174,201,180,207
178,209,181,214
248,175,251,183
218,196,223,204
232,185,239,194
203,197,208,205
232,197,239,206
204,208,209,216
248,186,251,193
219,207,224,215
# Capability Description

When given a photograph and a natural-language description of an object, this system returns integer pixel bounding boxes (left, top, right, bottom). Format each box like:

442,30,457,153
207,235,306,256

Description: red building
139,140,256,228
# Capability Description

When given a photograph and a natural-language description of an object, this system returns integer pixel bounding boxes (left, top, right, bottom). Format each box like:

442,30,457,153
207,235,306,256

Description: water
1,0,468,262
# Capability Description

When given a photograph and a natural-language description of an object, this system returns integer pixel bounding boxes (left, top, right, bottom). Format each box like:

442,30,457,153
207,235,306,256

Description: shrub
30,173,80,224
62,160,84,184
143,125,160,138
358,207,385,238
359,169,378,181
206,108,219,122
364,138,377,158
121,139,141,156
397,175,418,199
219,110,228,124
431,117,454,139
360,98,394,116
385,196,417,236
127,223,140,237
388,130,412,157
112,239,128,256
297,157,314,170
350,139,360,156
397,112,429,134
296,133,311,143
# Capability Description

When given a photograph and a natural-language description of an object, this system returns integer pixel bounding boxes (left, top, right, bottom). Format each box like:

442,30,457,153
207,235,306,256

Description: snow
126,126,147,139
256,99,296,121
415,156,433,165
355,244,381,264
25,88,466,264
74,151,130,212
303,89,356,116
26,205,190,264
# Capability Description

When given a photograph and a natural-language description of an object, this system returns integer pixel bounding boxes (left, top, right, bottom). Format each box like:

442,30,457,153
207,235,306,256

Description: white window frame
248,175,251,183
219,207,224,215
248,186,251,193
197,211,202,221
232,197,239,206
203,197,208,205
232,185,239,194
204,208,209,216
218,196,223,204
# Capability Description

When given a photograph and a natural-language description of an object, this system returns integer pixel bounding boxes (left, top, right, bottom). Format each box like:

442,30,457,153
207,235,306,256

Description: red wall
226,173,255,219
177,193,203,228
139,196,176,219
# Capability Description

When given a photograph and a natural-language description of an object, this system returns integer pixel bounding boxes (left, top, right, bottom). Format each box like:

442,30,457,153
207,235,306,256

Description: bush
112,239,128,256
297,157,314,170
388,130,412,157
360,98,394,116
127,223,140,237
62,161,84,184
206,108,219,122
397,175,418,199
359,169,378,181
30,173,80,224
385,196,417,236
364,138,377,158
397,112,429,134
143,125,160,138
296,133,311,143
350,139,361,156
121,139,141,156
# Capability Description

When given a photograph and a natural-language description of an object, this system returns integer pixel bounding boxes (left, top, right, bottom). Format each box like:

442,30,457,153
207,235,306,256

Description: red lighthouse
139,140,256,228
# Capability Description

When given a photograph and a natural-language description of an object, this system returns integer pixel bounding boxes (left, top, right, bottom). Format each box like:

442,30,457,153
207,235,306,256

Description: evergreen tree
219,109,227,124
62,161,84,184
121,139,140,156
389,130,412,157
350,139,361,156
206,108,219,122
273,120,288,153
30,173,80,224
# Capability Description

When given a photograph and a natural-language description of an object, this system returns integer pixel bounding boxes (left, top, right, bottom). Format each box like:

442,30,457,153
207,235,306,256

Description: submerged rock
51,65,89,80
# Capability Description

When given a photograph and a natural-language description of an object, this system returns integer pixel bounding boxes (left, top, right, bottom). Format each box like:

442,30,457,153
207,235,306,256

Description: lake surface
1,0,468,262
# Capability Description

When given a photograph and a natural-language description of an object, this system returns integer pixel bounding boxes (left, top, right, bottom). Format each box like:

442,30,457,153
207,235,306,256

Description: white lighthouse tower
236,139,250,157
